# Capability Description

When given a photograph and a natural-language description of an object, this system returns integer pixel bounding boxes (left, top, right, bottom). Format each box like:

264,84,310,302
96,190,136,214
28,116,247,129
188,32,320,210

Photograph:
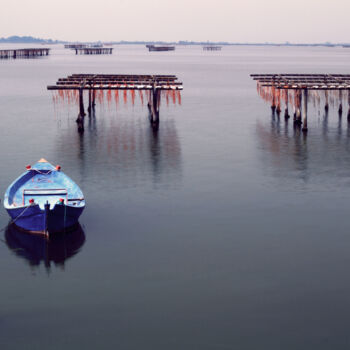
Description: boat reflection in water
5,223,85,271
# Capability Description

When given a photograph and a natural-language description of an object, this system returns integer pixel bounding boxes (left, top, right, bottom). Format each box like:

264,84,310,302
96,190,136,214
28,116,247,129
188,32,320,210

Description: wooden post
92,89,96,108
302,89,308,132
295,89,302,125
339,90,343,115
76,88,85,132
325,90,329,111
150,85,159,124
88,90,92,113
153,89,160,123
284,89,290,119
271,85,276,113
276,89,281,115
79,88,85,116
147,84,160,125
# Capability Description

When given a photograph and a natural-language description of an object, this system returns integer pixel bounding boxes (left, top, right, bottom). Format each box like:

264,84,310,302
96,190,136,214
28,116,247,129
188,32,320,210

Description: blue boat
4,159,85,235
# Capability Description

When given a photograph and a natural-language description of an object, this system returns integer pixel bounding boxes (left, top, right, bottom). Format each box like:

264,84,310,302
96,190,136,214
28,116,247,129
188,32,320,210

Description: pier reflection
5,224,85,271
255,113,350,184
56,112,182,188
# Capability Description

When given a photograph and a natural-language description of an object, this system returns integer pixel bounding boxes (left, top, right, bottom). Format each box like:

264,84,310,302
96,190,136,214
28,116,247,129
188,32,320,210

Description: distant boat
146,45,175,52
3,159,85,235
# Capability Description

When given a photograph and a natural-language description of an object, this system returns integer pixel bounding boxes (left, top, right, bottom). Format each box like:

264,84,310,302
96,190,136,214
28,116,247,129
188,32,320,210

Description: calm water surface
1,44,350,349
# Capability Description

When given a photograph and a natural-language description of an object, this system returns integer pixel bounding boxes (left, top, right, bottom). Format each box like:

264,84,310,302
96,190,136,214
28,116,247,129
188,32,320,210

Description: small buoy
56,165,61,171
26,165,31,170
29,199,34,204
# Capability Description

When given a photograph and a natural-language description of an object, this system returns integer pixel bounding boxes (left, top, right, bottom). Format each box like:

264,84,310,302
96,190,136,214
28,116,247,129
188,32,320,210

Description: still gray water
1,44,350,349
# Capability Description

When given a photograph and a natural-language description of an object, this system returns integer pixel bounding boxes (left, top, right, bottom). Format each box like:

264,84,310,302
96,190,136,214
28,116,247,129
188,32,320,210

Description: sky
1,0,350,43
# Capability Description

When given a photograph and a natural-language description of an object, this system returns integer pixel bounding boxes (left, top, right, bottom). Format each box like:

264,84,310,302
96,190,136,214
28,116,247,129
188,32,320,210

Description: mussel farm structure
146,45,175,52
251,74,350,132
75,47,113,55
0,48,50,59
64,44,87,49
47,74,183,131
203,46,222,51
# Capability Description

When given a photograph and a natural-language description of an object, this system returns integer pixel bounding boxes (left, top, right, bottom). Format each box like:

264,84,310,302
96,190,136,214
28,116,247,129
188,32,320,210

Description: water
1,44,350,349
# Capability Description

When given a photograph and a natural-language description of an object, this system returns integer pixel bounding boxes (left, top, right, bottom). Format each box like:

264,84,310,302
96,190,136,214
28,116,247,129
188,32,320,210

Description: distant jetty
203,45,222,51
146,45,175,52
64,44,87,49
74,47,113,55
0,48,50,59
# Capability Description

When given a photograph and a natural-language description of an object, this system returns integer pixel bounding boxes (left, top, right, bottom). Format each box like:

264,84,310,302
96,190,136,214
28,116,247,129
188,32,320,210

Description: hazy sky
1,0,349,42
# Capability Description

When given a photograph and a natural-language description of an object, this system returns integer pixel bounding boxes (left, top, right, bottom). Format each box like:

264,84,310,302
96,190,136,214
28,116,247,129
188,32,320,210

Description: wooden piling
295,90,302,125
148,85,160,124
339,90,343,115
92,90,96,108
271,85,276,112
79,88,85,117
76,88,85,132
302,89,308,132
88,90,92,113
276,89,281,115
325,90,329,111
284,89,290,119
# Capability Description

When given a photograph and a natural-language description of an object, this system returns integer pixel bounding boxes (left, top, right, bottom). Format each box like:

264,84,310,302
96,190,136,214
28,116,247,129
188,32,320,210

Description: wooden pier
0,48,50,59
48,74,183,131
64,44,87,49
251,74,350,132
203,46,222,51
75,48,113,55
146,45,175,52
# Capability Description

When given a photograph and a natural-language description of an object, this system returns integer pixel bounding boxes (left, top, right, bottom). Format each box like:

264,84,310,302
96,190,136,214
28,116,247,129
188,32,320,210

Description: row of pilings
0,48,50,59
74,87,162,132
258,86,350,132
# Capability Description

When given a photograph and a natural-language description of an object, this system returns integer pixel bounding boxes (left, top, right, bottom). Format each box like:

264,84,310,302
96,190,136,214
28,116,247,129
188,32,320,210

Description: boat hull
6,204,84,234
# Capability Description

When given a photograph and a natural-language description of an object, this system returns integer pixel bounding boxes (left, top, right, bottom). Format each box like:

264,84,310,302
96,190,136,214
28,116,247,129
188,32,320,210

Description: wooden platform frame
251,74,350,132
47,74,183,131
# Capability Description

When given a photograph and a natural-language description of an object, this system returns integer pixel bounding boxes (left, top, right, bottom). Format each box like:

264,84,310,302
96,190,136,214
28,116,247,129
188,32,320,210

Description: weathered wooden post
276,89,281,116
79,88,85,116
147,83,160,125
92,89,96,109
295,89,302,125
88,89,92,113
271,85,276,113
76,87,85,132
284,89,290,119
302,89,308,132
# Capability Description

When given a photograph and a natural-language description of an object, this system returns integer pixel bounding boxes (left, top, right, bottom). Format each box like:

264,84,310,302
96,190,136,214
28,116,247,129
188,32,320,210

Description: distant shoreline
0,36,347,47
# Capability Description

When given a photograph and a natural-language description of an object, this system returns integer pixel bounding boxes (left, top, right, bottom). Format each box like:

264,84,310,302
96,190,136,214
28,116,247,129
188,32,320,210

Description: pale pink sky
1,0,349,43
